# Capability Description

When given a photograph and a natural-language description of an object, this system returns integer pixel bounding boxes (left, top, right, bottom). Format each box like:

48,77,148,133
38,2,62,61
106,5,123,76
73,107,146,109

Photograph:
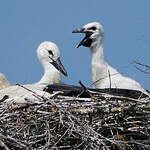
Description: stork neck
38,61,61,84
90,37,105,64
90,36,108,88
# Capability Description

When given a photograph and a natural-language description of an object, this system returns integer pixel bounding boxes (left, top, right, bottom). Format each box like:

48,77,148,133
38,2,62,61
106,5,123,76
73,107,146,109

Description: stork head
72,22,104,48
37,41,68,77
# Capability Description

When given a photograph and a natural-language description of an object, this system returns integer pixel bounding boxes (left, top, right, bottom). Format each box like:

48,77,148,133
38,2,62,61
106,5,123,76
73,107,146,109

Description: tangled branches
0,87,150,150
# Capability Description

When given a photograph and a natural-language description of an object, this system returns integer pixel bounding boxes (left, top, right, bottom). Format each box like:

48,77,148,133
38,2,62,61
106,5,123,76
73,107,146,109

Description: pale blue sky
0,1,150,89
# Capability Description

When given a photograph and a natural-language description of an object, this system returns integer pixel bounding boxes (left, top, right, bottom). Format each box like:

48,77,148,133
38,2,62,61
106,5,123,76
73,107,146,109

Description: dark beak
51,57,68,77
72,28,85,33
72,28,92,48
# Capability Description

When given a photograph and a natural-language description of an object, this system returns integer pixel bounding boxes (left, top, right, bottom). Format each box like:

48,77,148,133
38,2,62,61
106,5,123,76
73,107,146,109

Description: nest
0,84,150,150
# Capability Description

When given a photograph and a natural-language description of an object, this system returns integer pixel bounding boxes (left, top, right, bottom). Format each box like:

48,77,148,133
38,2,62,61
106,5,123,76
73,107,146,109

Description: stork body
72,22,148,94
0,41,67,100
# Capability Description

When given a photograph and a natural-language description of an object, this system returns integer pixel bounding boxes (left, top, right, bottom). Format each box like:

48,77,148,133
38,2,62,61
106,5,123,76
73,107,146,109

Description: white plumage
73,22,148,95
0,41,67,100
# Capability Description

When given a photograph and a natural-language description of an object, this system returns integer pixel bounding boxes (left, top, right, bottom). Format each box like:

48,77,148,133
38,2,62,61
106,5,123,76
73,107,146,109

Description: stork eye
48,50,53,56
89,26,96,30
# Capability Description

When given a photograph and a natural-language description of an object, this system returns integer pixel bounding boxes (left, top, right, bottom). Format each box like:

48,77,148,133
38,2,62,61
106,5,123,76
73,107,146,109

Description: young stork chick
72,22,148,94
0,73,10,90
0,41,68,101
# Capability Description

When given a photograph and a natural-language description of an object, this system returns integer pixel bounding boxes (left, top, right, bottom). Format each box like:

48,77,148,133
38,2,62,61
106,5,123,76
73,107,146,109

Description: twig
108,70,112,89
0,134,28,149
133,61,150,74
134,61,150,69
0,139,10,150
78,80,91,97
